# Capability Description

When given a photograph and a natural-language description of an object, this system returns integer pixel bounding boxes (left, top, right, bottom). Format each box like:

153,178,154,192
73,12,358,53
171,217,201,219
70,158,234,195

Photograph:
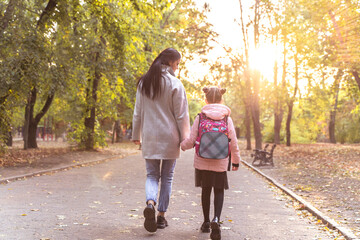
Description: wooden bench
251,144,276,167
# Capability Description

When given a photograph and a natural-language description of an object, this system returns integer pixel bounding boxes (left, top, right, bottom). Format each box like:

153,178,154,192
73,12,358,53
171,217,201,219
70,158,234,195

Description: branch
160,1,181,29
239,0,248,57
34,92,55,124
36,0,58,29
0,0,17,39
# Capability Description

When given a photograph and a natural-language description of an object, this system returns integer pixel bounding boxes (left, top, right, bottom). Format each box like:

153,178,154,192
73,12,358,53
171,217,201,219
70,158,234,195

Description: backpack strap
198,112,207,127
197,113,202,130
196,113,203,139
227,153,231,171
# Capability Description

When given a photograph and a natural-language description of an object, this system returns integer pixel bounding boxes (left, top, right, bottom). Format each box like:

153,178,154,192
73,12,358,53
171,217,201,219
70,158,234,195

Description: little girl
181,86,241,240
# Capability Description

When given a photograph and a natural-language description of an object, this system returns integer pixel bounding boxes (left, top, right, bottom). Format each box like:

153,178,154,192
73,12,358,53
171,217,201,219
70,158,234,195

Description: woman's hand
132,140,141,145
232,166,239,171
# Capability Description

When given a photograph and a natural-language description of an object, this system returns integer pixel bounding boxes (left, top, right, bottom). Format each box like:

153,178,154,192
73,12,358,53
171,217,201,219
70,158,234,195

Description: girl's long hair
137,48,181,99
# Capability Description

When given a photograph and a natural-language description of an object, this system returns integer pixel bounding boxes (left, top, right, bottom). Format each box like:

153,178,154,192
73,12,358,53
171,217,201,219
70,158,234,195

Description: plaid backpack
195,113,230,159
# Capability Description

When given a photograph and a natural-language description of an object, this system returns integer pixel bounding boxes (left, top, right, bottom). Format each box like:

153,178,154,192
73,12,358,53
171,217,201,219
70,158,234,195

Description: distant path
0,150,340,239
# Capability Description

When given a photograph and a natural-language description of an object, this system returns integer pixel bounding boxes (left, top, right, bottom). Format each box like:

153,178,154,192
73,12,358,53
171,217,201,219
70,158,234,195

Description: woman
132,48,190,233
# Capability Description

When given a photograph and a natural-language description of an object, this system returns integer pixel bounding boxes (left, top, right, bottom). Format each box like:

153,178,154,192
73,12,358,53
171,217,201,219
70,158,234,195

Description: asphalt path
0,150,338,240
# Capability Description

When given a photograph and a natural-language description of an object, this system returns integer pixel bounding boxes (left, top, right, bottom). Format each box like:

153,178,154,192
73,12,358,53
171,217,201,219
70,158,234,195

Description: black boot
210,217,221,240
143,204,157,232
200,221,210,233
157,215,168,229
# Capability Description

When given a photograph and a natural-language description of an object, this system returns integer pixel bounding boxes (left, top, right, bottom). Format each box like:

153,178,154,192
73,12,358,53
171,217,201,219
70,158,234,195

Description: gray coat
132,66,190,159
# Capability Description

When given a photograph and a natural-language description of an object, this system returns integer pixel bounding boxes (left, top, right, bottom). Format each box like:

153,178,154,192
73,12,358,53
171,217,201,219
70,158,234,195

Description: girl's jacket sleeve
227,117,241,165
180,115,199,150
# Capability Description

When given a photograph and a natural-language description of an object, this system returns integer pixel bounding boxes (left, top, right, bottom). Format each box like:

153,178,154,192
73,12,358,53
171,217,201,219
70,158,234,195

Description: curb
241,160,360,240
0,155,122,185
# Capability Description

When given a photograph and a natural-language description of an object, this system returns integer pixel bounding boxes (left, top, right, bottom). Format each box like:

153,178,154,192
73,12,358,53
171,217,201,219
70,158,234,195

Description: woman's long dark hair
137,48,181,99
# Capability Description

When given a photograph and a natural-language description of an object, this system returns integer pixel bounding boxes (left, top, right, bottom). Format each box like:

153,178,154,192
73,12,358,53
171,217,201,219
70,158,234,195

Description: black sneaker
143,204,157,232
210,218,221,240
157,215,168,229
200,221,210,233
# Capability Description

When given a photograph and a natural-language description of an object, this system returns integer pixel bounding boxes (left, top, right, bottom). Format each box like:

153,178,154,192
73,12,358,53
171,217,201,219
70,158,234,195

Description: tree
238,0,267,149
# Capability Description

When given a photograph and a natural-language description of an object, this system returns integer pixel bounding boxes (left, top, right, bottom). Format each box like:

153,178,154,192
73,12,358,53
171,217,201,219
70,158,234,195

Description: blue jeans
145,159,176,212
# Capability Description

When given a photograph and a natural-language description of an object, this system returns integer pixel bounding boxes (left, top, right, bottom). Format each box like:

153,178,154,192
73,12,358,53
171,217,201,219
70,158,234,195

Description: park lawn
0,140,139,168
240,141,360,237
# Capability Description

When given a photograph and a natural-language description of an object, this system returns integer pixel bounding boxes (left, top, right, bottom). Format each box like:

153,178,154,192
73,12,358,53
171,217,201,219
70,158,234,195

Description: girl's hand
232,166,239,171
132,140,141,145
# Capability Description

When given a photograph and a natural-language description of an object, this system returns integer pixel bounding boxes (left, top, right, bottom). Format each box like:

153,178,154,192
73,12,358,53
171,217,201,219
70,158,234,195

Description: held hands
180,141,186,151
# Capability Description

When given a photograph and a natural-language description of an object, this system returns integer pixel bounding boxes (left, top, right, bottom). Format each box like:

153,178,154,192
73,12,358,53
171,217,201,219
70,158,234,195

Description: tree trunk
242,65,252,151
329,69,342,143
23,96,30,149
22,0,58,150
111,122,116,144
84,36,103,149
244,67,252,150
23,89,35,149
6,131,12,147
28,119,38,148
273,57,281,144
274,34,287,145
286,102,293,146
24,87,55,149
286,50,299,146
252,70,262,150
239,0,251,150
84,71,100,150
27,88,38,148
84,106,96,150
274,112,282,144
244,103,252,150
351,71,360,91
251,0,262,150
114,120,122,143
329,110,336,143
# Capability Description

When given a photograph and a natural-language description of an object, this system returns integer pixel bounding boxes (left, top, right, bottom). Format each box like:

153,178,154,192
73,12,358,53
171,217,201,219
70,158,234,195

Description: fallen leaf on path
56,215,66,220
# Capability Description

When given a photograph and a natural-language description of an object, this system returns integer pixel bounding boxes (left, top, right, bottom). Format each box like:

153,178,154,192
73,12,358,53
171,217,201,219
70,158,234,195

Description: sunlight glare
249,43,280,81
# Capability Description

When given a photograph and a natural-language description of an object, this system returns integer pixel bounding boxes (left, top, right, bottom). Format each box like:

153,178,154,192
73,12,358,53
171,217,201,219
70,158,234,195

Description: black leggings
201,186,224,222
